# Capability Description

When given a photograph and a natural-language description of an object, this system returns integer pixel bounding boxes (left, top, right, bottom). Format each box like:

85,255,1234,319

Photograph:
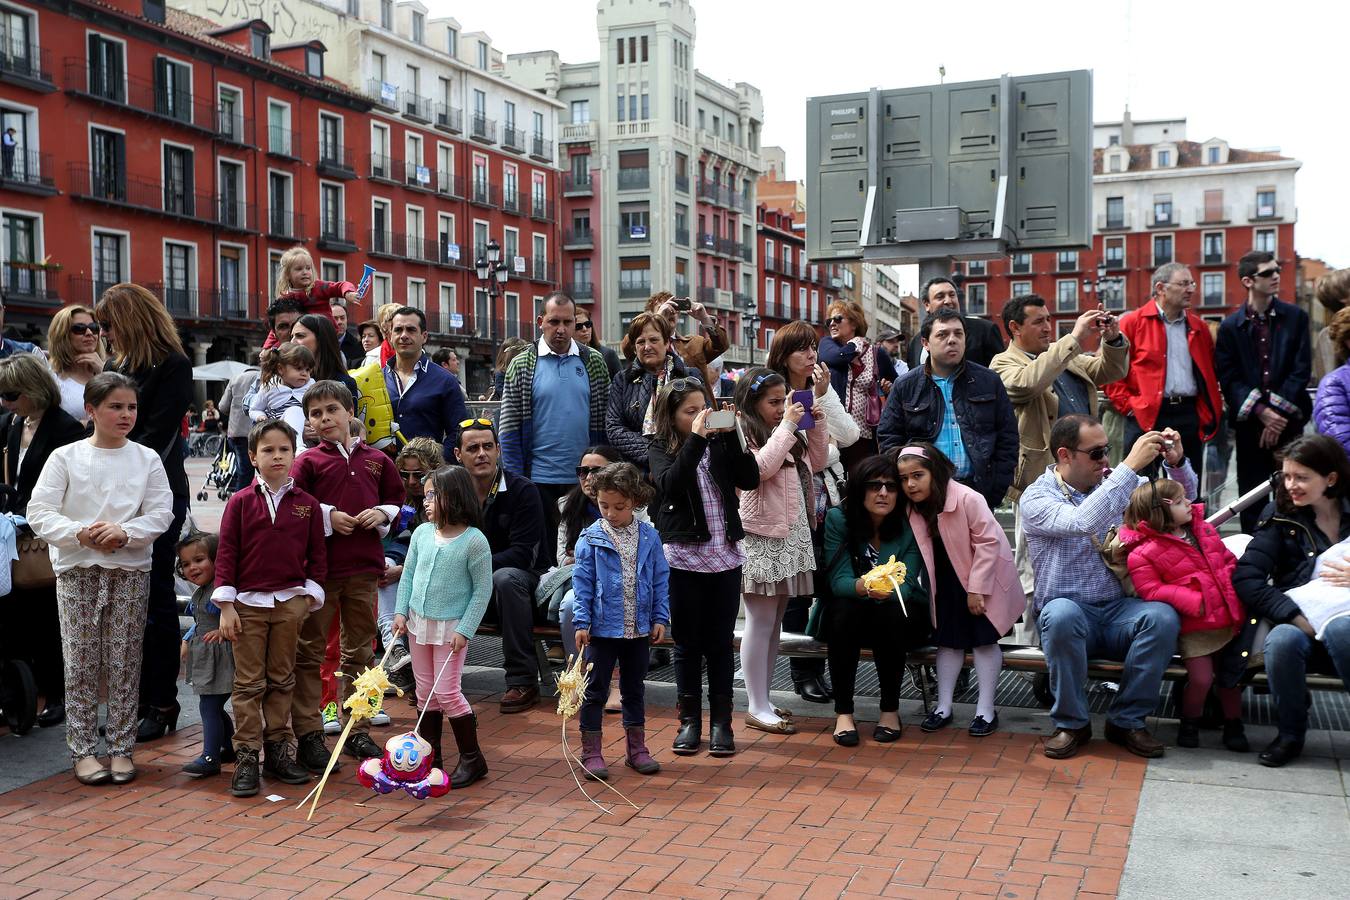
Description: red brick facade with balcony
755,203,840,349
695,155,752,342
0,0,558,395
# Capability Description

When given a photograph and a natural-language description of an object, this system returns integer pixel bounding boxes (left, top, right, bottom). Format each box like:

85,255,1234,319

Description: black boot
297,730,339,774
708,694,736,757
417,709,445,771
1259,735,1304,767
135,701,181,743
219,712,237,764
263,741,314,785
673,694,702,755
448,713,488,788
1176,717,1202,748
1222,718,1250,753
231,748,260,797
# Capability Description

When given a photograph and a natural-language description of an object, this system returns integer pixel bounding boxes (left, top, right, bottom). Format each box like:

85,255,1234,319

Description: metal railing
562,173,592,194
435,170,463,198
0,148,54,190
434,103,462,133
470,115,497,143
469,179,497,207
617,168,649,190
675,174,690,194
1,41,52,84
366,78,398,109
531,198,554,222
566,282,594,300
530,135,552,161
65,59,216,132
563,228,593,246
317,142,355,175
618,281,651,298
267,209,306,240
2,262,60,304
502,127,526,152
67,163,257,231
402,92,432,122
404,160,434,190
367,151,400,181
318,219,356,249
216,108,254,146
267,124,297,158
501,190,525,214
674,228,690,247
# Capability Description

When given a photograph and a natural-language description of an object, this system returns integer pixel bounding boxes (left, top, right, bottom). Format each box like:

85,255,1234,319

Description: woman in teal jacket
824,454,929,747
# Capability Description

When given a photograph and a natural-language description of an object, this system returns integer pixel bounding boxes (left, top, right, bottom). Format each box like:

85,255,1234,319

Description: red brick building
755,203,841,351
960,136,1299,339
0,0,558,393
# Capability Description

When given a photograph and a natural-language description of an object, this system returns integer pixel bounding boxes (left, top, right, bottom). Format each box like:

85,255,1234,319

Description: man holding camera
643,291,728,390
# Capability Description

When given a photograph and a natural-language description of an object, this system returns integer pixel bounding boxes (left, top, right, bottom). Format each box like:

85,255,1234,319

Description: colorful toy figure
357,732,451,800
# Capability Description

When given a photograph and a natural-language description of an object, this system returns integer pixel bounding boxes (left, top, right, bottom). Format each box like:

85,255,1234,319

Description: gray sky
434,0,1346,269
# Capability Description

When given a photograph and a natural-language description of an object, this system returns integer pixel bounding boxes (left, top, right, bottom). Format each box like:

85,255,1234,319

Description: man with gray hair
1103,262,1221,476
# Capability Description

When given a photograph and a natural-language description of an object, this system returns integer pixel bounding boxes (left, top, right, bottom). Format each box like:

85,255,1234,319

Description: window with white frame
371,122,390,176
162,241,195,313
532,233,547,280
505,292,520,337
218,244,245,315
1201,272,1225,307
781,282,790,318
1011,281,1032,298
92,229,127,296
320,182,343,240
967,260,986,276
1153,234,1174,265
406,206,424,259
439,283,457,331
267,170,293,237
810,289,819,321
267,100,291,155
966,283,987,315
372,273,391,308
1254,228,1276,254
321,260,343,283
437,213,455,264
407,278,425,310
1056,279,1077,313
798,286,806,316
765,277,775,316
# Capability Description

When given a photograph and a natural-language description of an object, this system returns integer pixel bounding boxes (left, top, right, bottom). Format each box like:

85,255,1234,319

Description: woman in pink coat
1119,478,1249,752
897,443,1022,736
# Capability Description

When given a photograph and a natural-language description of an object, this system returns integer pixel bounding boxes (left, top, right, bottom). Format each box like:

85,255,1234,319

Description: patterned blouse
600,518,641,638
663,448,746,574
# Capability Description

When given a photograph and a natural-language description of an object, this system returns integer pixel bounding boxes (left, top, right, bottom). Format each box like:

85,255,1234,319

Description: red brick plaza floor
0,694,1141,899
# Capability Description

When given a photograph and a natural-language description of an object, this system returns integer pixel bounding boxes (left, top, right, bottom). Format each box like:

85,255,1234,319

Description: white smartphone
706,409,736,430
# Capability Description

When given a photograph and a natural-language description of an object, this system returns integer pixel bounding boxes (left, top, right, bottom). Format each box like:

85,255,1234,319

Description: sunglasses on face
576,465,605,478
398,469,425,481
70,322,102,336
574,321,594,330
864,480,899,493
827,316,846,325
1255,267,1281,279
1070,444,1111,462
0,391,19,403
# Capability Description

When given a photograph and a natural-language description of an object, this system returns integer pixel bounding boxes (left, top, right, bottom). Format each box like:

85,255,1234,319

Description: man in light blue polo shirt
498,292,610,565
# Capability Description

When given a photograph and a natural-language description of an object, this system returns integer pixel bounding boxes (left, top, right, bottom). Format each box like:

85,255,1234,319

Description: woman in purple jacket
1314,308,1350,451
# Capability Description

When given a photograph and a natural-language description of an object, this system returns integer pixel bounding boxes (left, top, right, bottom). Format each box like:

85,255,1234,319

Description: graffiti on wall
203,0,339,46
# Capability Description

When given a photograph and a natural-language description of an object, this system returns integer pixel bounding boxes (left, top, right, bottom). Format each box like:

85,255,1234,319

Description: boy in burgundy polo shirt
214,420,327,797
290,381,405,771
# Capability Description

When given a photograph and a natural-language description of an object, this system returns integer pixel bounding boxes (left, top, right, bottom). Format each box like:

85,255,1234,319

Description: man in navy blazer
383,306,469,459
1215,250,1312,532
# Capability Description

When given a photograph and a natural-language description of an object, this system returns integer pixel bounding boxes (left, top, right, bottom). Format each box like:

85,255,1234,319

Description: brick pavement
0,691,1143,899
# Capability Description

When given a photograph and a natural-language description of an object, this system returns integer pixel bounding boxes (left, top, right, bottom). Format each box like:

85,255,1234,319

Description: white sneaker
321,702,341,735
370,710,391,727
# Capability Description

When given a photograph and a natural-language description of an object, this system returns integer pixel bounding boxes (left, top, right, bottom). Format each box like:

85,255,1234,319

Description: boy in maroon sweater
290,381,405,771
214,420,327,797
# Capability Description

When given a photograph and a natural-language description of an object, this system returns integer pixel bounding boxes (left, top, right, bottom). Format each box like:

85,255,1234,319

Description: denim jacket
571,518,670,639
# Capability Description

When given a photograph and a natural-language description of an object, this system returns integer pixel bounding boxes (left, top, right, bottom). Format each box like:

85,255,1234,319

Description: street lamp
1083,261,1123,311
744,313,760,365
474,238,509,299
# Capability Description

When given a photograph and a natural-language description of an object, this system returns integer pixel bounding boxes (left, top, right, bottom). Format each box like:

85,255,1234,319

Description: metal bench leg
910,664,932,715
535,638,558,697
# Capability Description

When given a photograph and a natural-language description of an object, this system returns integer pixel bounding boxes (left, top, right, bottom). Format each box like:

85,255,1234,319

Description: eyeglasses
827,315,846,325
1069,444,1111,462
863,480,899,493
459,417,494,429
1255,266,1281,279
574,321,594,330
576,465,605,478
424,489,437,500
70,322,102,336
398,469,425,481
1166,280,1197,289
0,391,19,403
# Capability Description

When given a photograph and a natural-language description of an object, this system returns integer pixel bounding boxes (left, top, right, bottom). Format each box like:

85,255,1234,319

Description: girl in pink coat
897,443,1022,737
1120,479,1249,751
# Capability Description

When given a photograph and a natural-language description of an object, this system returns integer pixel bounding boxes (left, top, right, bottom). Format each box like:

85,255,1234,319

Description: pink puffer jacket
1119,505,1245,635
738,419,828,540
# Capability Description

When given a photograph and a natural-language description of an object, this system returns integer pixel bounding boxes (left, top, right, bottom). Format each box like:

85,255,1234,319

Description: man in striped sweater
497,291,610,565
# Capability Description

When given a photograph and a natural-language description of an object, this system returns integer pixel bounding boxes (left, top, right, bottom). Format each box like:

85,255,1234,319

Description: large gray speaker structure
806,70,1093,265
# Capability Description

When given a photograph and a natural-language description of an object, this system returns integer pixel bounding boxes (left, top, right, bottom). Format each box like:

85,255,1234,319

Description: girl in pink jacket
733,368,828,735
1120,478,1249,752
897,443,1022,737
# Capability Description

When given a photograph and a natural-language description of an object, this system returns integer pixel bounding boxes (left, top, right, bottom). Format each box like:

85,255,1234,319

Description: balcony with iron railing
1147,208,1177,228
402,92,432,124
2,262,60,306
728,191,749,212
674,228,690,247
527,257,555,284
434,102,463,133
1196,205,1231,225
697,286,717,305
435,239,469,269
531,135,553,162
562,173,593,196
470,115,497,144
369,229,407,260
619,226,650,245
147,282,200,317
435,170,464,199
469,179,498,208
617,167,650,191
502,189,526,214
1056,254,1081,273
209,289,253,320
566,282,594,301
215,108,255,148
368,151,401,184
266,124,299,160
1,41,54,90
1203,246,1225,265
64,59,216,134
1249,201,1288,221
1102,252,1128,271
404,160,435,191
502,127,526,153
67,162,257,232
317,141,355,179
366,78,398,111
698,179,722,205
1096,210,1134,231
266,209,306,241
317,218,357,252
674,278,690,298
0,149,57,195
531,198,554,222
734,291,754,310
619,280,652,298
563,228,593,249
697,232,716,252
675,173,690,195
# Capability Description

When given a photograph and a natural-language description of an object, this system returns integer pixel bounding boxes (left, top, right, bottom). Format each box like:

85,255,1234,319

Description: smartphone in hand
706,409,736,430
790,389,815,430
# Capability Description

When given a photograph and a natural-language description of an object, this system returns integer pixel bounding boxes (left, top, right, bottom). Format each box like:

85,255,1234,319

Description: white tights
934,644,1002,721
741,593,788,724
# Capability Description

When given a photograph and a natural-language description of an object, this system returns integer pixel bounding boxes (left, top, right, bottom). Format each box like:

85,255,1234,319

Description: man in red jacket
1104,263,1222,477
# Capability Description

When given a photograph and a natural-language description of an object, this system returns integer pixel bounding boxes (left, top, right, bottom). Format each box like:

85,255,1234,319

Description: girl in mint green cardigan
392,466,493,788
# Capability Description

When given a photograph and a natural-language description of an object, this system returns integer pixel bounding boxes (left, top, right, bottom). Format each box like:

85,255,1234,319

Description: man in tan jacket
991,296,1131,617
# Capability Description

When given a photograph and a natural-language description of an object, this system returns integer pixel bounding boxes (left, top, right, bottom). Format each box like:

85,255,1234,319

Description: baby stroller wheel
0,658,39,735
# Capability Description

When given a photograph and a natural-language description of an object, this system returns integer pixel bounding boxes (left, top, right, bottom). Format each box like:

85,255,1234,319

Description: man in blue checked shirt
878,308,1018,509
1022,414,1194,761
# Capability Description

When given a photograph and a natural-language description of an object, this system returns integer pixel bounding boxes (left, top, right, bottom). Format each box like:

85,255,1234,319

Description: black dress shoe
969,713,999,737
1258,736,1304,768
37,703,65,728
182,755,222,778
794,678,830,704
135,702,180,743
297,730,339,774
343,731,382,760
832,729,859,747
263,741,314,784
873,724,903,743
920,711,954,733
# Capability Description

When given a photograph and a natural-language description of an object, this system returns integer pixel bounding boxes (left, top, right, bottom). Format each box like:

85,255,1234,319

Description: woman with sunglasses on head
823,455,928,745
0,355,89,728
607,312,699,470
818,300,899,472
897,442,1022,737
649,378,758,756
575,307,622,381
94,283,194,742
47,305,106,424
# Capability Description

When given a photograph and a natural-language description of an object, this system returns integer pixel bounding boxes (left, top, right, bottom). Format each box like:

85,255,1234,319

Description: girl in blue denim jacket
572,462,670,781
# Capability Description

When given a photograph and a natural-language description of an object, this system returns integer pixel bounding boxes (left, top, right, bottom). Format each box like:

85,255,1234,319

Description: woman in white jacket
767,321,860,703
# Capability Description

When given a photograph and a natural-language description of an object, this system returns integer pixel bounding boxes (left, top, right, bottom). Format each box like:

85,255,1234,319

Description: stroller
197,436,238,502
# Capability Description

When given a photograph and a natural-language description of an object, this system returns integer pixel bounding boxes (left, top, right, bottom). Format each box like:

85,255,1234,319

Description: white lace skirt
742,500,815,596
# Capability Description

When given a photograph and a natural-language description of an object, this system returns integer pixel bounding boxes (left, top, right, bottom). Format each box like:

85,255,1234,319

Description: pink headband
899,446,928,459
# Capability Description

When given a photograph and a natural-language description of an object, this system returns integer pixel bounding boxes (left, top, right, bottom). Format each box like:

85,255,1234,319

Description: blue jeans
579,636,649,731
1038,595,1180,731
1264,619,1350,740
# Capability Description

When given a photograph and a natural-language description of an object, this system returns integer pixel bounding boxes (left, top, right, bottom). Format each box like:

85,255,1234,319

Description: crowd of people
5,244,1350,797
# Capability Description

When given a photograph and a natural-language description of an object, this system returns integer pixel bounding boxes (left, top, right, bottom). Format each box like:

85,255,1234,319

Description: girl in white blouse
28,372,174,787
